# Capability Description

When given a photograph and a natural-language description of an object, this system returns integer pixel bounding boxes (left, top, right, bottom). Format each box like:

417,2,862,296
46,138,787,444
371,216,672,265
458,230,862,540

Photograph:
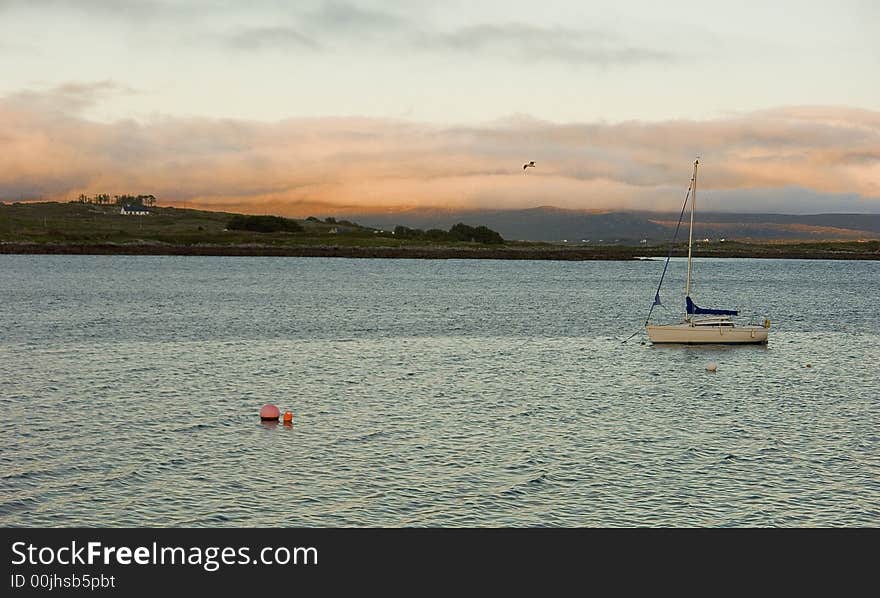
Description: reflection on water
1,256,878,526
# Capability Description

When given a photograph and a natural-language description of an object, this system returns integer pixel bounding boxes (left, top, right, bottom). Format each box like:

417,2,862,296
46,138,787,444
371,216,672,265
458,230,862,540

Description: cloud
1,1,676,68
211,3,408,54
0,0,189,21
303,1,405,35
426,23,673,66
215,2,402,53
1,84,878,214
2,81,139,117
225,26,321,51
204,2,673,66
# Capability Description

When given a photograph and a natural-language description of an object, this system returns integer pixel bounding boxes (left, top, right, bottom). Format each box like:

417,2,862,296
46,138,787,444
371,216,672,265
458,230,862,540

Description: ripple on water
1,256,879,526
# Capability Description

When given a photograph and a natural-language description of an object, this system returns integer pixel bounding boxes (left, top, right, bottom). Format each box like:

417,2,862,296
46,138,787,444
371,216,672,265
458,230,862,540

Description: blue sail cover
686,296,738,316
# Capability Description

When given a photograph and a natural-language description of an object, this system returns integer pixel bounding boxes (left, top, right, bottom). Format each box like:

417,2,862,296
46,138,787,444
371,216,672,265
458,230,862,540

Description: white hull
646,322,768,344
644,160,771,344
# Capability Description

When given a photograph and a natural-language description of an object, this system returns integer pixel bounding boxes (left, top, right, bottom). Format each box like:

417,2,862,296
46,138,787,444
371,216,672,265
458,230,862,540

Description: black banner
0,528,872,595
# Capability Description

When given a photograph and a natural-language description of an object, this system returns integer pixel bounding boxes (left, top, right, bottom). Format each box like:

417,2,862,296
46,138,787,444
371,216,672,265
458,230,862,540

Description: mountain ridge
338,206,880,243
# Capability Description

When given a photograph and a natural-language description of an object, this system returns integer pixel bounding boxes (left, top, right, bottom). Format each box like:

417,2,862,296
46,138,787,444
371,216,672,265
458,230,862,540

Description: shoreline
1,242,878,260
0,243,641,260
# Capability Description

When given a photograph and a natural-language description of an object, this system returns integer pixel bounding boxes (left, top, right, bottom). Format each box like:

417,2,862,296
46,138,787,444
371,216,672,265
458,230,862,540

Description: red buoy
283,411,293,423
260,404,280,421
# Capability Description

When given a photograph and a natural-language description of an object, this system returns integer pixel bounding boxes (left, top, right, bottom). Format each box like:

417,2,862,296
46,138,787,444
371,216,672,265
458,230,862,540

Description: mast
685,158,698,319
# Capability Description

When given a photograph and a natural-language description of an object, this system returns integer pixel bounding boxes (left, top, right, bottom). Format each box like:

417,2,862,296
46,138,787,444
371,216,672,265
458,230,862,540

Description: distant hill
6,200,880,246
641,212,880,242
2,202,877,259
340,206,669,243
0,201,505,248
341,206,880,243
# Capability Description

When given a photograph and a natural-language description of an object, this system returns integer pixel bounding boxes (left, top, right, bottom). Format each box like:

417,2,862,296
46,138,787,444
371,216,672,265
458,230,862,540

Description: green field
1,201,878,259
0,201,513,248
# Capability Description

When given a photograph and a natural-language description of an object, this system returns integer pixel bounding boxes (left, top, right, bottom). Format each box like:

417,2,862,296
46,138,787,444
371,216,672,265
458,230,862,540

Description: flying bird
523,161,536,170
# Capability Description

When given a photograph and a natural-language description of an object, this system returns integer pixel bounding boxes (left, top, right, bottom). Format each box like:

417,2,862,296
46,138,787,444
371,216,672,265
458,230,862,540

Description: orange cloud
1,85,878,215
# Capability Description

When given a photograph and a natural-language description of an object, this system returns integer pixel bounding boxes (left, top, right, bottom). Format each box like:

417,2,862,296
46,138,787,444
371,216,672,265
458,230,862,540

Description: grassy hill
0,202,508,248
0,201,877,259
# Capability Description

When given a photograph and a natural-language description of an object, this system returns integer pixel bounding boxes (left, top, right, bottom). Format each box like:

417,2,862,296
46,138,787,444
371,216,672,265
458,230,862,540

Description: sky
0,0,878,214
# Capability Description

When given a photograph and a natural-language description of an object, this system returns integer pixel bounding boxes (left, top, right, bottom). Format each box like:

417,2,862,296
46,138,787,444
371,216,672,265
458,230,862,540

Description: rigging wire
621,176,694,344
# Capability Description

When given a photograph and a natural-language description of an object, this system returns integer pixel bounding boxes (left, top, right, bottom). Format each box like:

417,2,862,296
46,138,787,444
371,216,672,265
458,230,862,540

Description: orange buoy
260,404,280,421
283,411,293,423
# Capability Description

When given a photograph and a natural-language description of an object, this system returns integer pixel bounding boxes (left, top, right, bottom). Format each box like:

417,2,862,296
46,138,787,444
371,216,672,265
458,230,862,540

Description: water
1,255,878,527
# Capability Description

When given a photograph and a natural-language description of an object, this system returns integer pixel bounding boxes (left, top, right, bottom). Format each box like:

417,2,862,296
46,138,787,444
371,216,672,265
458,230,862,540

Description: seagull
523,161,536,170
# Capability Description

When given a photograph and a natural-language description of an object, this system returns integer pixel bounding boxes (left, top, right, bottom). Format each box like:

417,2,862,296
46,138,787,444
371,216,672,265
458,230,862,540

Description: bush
394,225,422,238
448,223,504,244
227,215,303,233
473,225,504,244
392,222,504,244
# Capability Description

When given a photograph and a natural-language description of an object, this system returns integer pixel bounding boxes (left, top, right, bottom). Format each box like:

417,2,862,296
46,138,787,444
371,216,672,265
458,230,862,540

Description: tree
394,225,426,239
473,225,504,244
448,223,475,242
448,222,503,244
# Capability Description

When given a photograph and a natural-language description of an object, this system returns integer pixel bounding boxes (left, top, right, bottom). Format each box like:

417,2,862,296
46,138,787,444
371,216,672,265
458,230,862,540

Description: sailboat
645,159,770,344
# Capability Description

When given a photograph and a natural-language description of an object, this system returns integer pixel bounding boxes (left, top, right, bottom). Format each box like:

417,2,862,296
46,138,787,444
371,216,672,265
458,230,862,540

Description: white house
120,205,151,216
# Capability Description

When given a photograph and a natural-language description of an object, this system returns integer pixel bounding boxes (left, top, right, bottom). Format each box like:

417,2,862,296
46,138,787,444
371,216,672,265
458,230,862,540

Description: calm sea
1,255,878,526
